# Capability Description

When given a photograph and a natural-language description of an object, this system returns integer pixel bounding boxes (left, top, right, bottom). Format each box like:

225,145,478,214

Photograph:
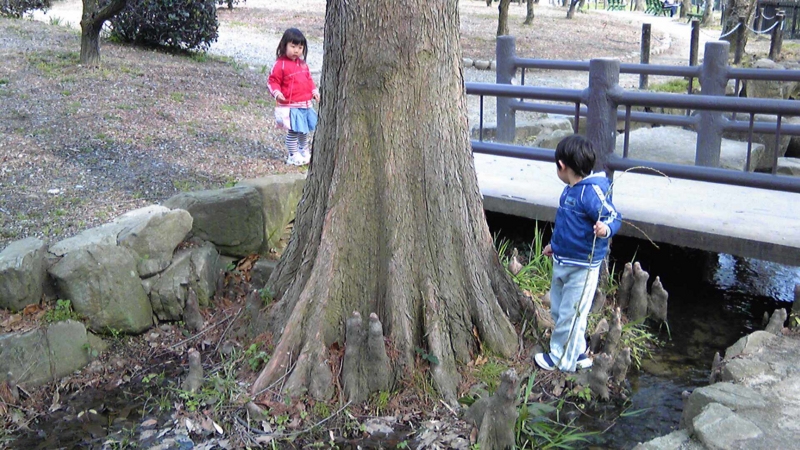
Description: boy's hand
275,92,286,102
312,92,320,101
593,221,610,238
543,244,553,257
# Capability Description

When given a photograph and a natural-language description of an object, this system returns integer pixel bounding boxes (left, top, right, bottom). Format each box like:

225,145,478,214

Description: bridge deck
475,153,800,266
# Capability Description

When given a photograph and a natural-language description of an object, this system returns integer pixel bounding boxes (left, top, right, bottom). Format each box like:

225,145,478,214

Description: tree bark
701,0,714,26
681,0,690,18
251,0,525,404
635,0,645,11
566,0,579,19
497,0,512,36
524,0,535,24
80,0,127,65
720,0,757,48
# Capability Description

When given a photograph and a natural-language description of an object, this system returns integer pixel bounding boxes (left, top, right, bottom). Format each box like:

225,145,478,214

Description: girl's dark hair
554,134,596,177
276,28,308,60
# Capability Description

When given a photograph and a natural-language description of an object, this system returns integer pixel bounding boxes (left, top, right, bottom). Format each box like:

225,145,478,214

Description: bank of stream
486,211,797,449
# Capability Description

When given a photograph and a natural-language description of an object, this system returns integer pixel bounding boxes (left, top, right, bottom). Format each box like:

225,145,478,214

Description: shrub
108,0,219,51
0,0,51,18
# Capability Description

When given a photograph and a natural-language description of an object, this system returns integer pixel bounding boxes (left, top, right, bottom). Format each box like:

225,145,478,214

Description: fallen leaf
0,315,21,328
22,304,42,316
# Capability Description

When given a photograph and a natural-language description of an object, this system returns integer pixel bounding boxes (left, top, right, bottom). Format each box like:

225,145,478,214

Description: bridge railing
466,37,800,194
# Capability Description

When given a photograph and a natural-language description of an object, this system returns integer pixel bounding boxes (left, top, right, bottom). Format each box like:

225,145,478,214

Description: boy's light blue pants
549,262,600,371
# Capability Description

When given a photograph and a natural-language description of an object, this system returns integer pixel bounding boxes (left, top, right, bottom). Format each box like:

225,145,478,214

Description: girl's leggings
286,131,308,155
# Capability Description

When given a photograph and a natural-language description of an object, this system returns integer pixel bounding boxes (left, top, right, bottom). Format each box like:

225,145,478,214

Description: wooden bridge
474,153,800,266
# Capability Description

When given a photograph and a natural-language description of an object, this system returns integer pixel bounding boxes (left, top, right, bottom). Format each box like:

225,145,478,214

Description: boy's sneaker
534,353,556,371
286,153,305,166
577,354,593,370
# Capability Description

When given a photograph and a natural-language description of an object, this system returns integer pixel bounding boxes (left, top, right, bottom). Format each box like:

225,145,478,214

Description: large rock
681,382,766,433
777,157,800,177
143,243,220,321
48,205,192,274
632,430,705,450
164,186,264,257
725,330,775,359
49,244,153,334
722,115,800,171
116,207,193,277
0,320,92,386
744,59,799,101
532,129,574,150
237,174,306,253
692,403,762,450
614,127,765,172
0,237,47,311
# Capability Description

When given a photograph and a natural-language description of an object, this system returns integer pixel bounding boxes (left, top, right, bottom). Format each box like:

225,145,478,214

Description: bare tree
250,0,525,404
498,0,512,35
80,0,127,65
720,0,758,48
524,0,535,24
566,0,580,19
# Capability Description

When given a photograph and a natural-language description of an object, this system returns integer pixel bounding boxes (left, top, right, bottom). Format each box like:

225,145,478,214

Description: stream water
485,211,798,449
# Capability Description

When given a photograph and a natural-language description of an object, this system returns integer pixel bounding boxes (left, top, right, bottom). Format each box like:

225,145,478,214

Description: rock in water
617,262,634,309
647,276,668,323
588,353,612,401
627,262,649,322
589,318,609,354
603,307,622,359
464,369,519,450
765,308,787,335
611,347,631,385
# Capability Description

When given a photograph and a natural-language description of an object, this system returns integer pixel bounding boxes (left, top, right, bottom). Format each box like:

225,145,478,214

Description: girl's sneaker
299,148,311,165
577,354,593,369
286,153,305,166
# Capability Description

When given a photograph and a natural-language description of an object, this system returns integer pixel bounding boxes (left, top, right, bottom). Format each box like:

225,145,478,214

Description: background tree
80,0,126,65
566,0,579,19
250,0,527,404
720,0,757,48
498,0,512,35
524,0,535,24
701,0,713,26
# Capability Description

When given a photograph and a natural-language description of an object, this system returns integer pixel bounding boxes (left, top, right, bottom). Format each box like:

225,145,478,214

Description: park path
33,2,720,127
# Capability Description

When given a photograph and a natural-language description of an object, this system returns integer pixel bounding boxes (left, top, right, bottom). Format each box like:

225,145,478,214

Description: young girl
268,28,320,166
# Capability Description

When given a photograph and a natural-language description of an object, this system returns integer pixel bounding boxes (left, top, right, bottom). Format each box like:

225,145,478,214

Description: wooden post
769,11,785,61
697,41,729,167
690,19,700,66
587,59,620,175
496,36,516,143
640,23,651,89
734,16,746,64
756,6,764,34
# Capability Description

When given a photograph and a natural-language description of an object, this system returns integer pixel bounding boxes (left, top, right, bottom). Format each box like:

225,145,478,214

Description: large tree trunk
720,0,757,47
635,0,644,11
566,0,579,19
524,0,535,24
251,0,525,405
80,0,127,65
497,0,512,35
701,0,714,26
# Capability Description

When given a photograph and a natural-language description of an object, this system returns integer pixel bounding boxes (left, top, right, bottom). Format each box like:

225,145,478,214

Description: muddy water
486,211,798,449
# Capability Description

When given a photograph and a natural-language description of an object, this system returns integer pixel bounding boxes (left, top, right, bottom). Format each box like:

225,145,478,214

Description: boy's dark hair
276,28,308,60
555,134,596,177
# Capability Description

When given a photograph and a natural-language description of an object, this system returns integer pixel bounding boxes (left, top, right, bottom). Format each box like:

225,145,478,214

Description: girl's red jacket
267,56,318,108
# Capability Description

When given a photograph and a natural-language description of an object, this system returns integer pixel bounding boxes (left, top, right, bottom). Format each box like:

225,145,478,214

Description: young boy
534,134,622,372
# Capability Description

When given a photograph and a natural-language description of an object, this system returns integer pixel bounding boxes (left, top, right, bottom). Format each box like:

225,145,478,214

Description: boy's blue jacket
550,172,622,268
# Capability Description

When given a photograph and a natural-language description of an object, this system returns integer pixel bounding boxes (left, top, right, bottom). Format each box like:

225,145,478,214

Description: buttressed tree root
342,312,391,403
464,369,519,450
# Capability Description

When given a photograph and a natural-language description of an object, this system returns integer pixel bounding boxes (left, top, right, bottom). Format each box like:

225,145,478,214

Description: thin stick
439,399,458,417
169,312,234,350
214,307,243,354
